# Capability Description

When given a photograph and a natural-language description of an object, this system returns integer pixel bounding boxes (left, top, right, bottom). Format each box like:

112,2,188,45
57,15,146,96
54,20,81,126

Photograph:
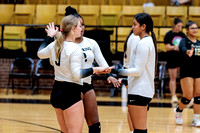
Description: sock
134,129,147,133
176,107,183,112
89,122,101,133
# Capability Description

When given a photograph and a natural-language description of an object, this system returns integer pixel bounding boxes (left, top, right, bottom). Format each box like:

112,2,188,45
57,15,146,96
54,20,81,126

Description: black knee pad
194,97,200,104
181,97,191,105
134,129,147,133
89,122,101,133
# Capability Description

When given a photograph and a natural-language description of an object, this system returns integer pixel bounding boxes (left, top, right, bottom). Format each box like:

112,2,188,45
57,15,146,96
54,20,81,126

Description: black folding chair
32,59,54,95
6,57,34,95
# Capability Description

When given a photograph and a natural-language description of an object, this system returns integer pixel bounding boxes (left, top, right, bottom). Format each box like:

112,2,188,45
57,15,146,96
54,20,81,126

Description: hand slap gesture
188,47,194,57
93,67,113,74
45,22,59,38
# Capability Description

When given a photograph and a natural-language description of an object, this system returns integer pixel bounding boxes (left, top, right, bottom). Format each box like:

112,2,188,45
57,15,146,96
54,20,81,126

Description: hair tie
60,29,63,32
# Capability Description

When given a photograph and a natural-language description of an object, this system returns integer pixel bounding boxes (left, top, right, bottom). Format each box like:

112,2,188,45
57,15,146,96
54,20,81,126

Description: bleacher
0,0,199,97
1,3,200,53
0,3,198,26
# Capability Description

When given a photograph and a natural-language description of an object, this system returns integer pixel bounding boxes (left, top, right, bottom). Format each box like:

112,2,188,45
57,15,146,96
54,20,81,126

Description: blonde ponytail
54,32,64,61
54,15,78,61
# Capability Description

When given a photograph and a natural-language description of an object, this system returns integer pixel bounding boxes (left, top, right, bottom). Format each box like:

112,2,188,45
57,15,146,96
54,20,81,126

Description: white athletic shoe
171,95,178,104
192,114,200,127
174,108,183,125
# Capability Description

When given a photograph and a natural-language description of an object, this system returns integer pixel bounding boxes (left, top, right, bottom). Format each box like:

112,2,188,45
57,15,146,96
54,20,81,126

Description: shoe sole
176,121,183,125
192,123,200,127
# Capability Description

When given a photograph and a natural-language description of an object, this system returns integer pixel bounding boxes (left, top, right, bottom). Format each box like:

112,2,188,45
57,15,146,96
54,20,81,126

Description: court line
0,117,61,132
0,98,175,107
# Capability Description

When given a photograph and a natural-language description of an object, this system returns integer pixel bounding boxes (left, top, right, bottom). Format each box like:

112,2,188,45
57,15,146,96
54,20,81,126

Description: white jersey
37,41,83,85
123,33,140,68
119,36,155,98
78,37,108,84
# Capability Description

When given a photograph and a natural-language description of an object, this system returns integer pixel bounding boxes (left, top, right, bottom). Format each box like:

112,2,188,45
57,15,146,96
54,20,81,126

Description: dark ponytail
65,6,83,20
151,30,158,72
124,29,133,59
65,6,78,16
134,13,157,71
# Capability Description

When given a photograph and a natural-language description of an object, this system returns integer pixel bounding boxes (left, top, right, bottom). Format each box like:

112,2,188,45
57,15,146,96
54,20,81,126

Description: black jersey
164,30,186,68
164,30,186,47
179,37,200,69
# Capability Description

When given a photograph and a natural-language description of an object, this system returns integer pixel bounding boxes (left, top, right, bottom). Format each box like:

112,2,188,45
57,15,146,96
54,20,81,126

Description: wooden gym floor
0,93,199,133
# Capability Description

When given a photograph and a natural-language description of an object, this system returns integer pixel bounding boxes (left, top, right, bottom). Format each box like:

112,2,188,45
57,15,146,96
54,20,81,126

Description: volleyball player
119,29,140,133
41,6,119,133
37,15,111,133
64,6,120,133
111,13,157,133
175,21,200,127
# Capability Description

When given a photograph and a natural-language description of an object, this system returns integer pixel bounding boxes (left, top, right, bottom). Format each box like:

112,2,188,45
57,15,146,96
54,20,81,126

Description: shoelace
176,113,182,118
194,117,200,122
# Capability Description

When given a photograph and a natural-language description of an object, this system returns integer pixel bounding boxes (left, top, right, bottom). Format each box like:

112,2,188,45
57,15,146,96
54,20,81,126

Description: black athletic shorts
167,59,180,69
166,51,181,69
82,83,94,94
50,80,82,110
180,66,193,79
180,66,200,79
128,94,152,106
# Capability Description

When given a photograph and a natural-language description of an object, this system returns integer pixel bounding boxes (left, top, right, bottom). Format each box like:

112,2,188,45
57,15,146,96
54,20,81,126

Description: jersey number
83,53,87,62
195,48,200,56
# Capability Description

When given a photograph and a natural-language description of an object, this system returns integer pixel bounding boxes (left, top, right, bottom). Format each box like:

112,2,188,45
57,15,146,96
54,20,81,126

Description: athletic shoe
171,102,178,108
171,95,178,104
174,108,183,125
192,114,200,127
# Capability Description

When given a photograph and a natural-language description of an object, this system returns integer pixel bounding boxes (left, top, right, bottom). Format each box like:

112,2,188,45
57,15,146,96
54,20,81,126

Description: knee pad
194,97,200,104
181,97,191,105
134,129,147,133
89,122,101,133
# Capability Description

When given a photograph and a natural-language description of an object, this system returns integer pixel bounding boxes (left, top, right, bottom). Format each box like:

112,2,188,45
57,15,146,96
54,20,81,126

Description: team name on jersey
82,47,91,51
